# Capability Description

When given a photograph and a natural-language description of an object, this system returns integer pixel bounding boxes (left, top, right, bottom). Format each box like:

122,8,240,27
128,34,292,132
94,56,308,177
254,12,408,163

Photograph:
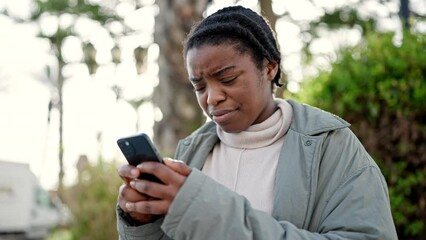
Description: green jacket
117,100,398,240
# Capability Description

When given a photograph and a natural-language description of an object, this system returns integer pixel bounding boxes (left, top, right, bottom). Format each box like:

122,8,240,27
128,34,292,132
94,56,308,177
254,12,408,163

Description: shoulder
193,121,217,135
285,100,380,185
324,127,379,175
174,121,218,162
183,121,217,141
287,99,350,135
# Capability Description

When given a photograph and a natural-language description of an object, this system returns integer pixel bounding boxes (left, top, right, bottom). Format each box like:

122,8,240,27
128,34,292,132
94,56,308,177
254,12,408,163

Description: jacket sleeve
161,169,287,239
116,206,171,240
279,164,398,239
314,164,398,239
309,128,398,239
161,168,397,240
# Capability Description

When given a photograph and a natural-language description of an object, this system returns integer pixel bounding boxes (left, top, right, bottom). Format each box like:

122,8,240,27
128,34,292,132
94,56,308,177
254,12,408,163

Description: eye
192,84,206,93
194,87,205,93
221,76,238,85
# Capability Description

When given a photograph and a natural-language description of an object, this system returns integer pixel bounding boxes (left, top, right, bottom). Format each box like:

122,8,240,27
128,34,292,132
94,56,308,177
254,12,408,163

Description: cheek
195,93,208,111
239,85,263,110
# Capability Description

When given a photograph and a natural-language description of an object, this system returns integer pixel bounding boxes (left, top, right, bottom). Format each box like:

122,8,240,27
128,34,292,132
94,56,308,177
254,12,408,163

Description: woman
116,6,397,239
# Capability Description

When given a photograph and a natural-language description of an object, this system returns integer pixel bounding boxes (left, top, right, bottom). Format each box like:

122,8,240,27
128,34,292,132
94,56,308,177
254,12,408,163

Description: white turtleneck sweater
202,99,293,214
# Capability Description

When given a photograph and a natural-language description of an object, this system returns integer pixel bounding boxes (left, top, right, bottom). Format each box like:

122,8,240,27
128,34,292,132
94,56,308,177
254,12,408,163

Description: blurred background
0,0,424,239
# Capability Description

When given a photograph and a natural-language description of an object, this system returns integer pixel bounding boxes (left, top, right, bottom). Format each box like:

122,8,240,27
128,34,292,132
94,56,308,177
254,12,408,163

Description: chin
218,124,245,134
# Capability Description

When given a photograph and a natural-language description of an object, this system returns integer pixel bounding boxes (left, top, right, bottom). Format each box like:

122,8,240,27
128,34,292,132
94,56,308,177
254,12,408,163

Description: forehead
186,44,251,75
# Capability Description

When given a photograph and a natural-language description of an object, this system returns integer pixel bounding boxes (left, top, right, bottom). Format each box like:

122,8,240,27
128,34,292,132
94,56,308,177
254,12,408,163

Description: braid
184,6,282,87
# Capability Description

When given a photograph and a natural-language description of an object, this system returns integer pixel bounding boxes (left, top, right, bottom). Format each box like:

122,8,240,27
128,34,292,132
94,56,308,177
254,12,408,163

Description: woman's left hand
125,158,192,215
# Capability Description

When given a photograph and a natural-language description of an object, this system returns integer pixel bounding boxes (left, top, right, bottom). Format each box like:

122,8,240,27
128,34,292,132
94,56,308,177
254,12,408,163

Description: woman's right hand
118,164,160,224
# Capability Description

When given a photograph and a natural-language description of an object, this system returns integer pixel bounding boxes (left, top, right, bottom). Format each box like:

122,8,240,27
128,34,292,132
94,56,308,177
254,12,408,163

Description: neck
253,97,278,125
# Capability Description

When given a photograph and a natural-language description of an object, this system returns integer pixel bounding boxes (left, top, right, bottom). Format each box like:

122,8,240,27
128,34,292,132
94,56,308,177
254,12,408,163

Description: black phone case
117,133,163,183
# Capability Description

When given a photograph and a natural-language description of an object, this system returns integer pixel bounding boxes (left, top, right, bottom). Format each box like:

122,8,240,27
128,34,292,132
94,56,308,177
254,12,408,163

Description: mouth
209,109,237,124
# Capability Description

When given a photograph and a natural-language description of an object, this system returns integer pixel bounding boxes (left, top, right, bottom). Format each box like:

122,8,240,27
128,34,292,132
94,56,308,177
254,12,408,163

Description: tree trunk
153,0,210,155
260,0,276,30
399,0,410,29
259,0,286,98
56,45,66,201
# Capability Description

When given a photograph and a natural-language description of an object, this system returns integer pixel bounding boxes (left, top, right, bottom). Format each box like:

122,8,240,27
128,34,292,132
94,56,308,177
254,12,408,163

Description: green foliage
297,31,426,239
47,228,72,240
300,32,426,118
32,0,118,23
64,159,122,240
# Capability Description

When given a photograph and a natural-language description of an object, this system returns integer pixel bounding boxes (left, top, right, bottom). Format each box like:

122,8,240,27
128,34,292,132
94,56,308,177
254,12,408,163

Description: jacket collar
182,99,350,144
287,99,350,136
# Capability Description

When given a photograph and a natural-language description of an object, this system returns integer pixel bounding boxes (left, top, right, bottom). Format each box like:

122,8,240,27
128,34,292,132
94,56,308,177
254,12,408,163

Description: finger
118,184,147,212
163,158,192,176
120,183,150,202
126,200,169,215
118,164,140,182
118,184,130,212
130,179,174,200
137,162,183,185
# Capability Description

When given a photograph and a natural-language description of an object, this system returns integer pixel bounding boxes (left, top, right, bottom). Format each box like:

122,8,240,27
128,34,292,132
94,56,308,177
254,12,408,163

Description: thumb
163,158,192,177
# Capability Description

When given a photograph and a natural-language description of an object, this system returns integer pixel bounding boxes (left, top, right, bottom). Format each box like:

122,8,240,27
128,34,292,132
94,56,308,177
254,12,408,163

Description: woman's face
186,44,278,133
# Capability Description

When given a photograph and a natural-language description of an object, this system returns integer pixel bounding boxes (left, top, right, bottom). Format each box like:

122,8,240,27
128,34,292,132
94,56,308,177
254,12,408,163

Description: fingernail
164,158,179,162
130,180,136,188
136,163,144,169
126,202,134,211
131,169,139,177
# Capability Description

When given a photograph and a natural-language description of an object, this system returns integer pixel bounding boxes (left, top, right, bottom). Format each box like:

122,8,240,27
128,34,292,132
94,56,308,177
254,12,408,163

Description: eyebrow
211,65,236,78
189,65,236,83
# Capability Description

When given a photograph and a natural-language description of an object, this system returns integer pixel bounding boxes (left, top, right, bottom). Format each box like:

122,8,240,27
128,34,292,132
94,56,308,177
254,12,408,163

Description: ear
263,59,279,82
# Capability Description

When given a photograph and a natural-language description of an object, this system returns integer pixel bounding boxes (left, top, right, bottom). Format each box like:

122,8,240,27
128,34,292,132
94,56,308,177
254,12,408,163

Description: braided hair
183,5,282,88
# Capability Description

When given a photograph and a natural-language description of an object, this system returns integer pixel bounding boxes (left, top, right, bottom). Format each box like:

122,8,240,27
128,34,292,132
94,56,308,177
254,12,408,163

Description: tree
256,0,425,100
27,0,122,199
153,0,211,155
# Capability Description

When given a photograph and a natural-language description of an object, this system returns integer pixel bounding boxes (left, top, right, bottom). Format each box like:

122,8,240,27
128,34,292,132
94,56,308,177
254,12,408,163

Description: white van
0,161,64,239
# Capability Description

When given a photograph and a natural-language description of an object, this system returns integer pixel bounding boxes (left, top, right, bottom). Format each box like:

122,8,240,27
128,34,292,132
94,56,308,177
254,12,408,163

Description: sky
1,0,423,191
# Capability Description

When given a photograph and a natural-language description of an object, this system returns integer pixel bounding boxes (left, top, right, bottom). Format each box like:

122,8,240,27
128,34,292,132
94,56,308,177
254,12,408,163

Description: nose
206,84,226,106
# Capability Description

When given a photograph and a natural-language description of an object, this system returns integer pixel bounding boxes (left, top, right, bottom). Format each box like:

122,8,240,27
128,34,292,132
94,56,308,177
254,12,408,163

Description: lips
209,109,237,124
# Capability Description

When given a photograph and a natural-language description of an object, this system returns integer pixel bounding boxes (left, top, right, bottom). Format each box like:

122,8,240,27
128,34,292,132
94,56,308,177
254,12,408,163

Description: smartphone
117,133,164,183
